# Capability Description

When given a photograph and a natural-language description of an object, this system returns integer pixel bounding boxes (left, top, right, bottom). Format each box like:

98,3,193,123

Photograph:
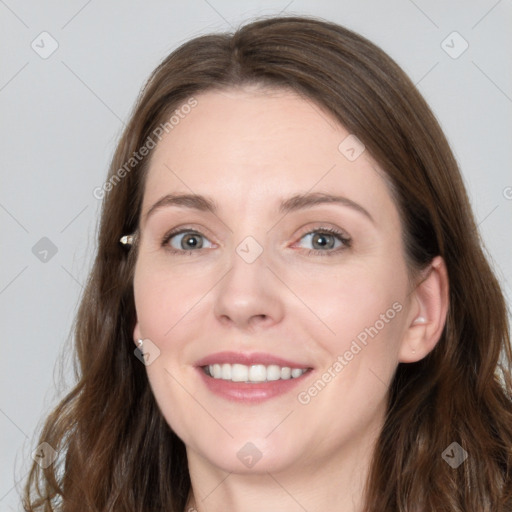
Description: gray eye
169,232,213,251
298,231,343,251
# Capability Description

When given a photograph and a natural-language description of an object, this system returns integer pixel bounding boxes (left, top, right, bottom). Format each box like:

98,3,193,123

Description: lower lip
196,367,313,403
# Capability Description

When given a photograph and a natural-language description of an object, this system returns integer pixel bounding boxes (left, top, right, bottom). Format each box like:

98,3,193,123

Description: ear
398,255,449,363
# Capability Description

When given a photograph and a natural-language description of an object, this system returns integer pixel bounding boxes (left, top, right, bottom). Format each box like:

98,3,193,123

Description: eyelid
161,223,217,241
295,223,351,241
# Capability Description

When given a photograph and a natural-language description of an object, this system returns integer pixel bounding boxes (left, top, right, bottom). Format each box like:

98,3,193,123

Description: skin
132,87,449,512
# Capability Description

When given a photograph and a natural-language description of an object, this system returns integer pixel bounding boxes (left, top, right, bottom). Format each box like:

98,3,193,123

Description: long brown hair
24,15,512,511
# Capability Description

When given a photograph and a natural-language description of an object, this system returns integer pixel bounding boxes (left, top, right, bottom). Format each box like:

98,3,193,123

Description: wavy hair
24,15,512,511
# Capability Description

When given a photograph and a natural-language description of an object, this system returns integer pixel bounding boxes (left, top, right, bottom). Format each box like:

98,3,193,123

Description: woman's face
133,87,418,475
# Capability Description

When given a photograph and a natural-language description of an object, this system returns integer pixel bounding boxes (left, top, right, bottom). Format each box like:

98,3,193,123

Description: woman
24,15,512,512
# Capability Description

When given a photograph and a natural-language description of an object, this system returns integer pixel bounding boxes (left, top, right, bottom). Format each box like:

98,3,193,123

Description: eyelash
161,226,352,257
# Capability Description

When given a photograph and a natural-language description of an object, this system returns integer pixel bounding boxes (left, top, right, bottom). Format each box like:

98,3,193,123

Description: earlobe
398,256,449,363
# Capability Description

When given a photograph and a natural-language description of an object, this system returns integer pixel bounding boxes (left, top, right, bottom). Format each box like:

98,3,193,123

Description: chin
188,434,302,474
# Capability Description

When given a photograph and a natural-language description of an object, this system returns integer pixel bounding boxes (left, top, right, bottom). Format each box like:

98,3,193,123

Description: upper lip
195,351,313,369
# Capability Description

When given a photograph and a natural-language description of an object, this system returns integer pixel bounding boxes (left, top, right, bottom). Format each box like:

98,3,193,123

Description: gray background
1,0,511,508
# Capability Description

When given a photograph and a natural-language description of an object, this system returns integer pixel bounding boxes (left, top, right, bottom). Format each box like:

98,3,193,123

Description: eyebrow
279,192,374,223
144,193,218,223
144,192,374,224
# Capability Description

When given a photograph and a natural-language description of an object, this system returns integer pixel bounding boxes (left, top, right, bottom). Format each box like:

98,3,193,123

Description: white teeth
221,363,231,380
204,363,308,383
291,368,304,378
231,363,249,382
212,364,222,379
266,365,281,381
249,364,266,382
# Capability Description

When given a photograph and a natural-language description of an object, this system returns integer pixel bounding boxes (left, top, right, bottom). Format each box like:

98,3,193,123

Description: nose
212,246,285,332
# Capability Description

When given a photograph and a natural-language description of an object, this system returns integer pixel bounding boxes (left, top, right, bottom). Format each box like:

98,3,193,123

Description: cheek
288,257,408,358
291,266,407,439
133,258,212,339
132,261,210,445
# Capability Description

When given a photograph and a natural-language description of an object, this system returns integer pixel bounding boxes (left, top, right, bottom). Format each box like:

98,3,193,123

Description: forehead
150,87,350,174
141,87,397,226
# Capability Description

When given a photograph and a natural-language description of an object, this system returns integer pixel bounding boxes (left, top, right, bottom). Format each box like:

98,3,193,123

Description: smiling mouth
202,363,311,383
